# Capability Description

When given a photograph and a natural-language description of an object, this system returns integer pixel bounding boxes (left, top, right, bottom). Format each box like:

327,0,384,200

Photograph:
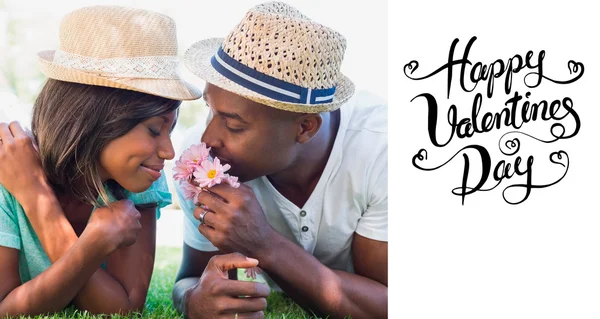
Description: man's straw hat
184,1,355,113
38,6,201,101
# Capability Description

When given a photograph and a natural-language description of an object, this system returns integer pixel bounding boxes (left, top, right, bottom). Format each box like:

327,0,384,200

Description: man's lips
218,158,232,166
212,154,232,166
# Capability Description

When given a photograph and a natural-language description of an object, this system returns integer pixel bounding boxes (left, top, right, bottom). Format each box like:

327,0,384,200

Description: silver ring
198,209,209,224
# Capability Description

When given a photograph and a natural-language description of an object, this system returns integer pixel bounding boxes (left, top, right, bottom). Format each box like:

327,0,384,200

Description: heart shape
404,60,419,77
550,150,568,168
414,148,428,161
568,60,582,74
500,137,520,156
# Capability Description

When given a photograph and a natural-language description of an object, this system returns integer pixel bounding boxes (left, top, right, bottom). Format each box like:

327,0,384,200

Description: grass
14,246,313,319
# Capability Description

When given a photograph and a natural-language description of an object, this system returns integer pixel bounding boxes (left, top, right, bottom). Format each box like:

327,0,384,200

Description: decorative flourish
524,60,585,87
500,151,569,205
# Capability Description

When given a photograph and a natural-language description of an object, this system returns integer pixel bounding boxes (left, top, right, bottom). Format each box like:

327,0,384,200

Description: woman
0,6,201,316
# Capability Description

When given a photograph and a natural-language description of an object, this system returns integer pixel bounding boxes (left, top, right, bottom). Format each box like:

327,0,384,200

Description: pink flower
181,143,211,166
193,157,231,188
173,143,212,182
224,175,240,188
180,182,202,201
173,143,241,196
173,158,195,182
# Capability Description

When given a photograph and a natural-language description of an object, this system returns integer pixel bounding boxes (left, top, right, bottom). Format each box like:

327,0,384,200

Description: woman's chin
119,179,153,194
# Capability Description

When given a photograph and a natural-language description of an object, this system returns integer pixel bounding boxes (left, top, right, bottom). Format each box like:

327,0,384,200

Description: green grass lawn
15,246,314,319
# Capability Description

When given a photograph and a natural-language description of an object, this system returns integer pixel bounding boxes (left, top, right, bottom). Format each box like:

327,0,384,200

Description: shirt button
301,226,309,232
299,210,307,217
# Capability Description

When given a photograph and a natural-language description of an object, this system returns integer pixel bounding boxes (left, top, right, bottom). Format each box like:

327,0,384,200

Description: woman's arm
0,122,152,314
72,207,157,314
0,230,113,317
18,196,150,314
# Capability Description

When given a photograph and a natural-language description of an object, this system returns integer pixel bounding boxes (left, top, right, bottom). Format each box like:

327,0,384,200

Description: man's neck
267,109,341,208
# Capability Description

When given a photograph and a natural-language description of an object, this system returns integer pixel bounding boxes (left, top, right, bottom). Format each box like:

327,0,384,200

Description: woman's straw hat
184,1,355,113
38,6,201,101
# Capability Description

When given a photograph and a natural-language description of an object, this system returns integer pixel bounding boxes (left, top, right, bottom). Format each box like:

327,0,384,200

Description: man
173,2,388,319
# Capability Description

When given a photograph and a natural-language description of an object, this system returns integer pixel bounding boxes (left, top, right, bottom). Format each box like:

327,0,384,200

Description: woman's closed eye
148,126,161,137
226,126,244,133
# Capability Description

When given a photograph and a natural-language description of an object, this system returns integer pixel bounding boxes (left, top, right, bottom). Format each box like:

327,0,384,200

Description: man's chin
227,168,260,183
235,172,256,184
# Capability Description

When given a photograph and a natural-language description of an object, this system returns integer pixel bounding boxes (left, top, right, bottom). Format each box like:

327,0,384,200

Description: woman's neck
56,192,94,226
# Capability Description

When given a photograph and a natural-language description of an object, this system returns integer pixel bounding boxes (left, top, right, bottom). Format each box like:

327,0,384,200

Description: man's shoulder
344,90,387,135
339,90,387,157
335,91,387,182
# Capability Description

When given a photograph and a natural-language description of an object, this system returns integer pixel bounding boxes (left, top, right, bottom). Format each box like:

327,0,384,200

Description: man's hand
185,253,270,319
0,121,49,204
194,184,275,257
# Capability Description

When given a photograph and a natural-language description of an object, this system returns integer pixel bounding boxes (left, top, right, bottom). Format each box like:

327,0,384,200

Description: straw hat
184,1,355,113
38,6,202,101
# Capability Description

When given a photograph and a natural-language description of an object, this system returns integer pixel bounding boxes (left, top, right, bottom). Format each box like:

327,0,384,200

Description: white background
393,1,600,318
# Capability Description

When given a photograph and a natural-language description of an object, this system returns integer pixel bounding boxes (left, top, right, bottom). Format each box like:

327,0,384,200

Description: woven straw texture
184,1,354,113
38,6,202,101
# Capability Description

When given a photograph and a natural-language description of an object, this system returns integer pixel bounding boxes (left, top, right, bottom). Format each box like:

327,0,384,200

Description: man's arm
254,231,388,319
195,184,388,319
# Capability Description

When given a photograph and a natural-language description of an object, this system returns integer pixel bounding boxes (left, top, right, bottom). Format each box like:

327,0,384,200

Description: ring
198,209,209,224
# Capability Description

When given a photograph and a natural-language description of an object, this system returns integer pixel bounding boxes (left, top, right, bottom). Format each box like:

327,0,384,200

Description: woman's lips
142,164,164,171
141,164,163,181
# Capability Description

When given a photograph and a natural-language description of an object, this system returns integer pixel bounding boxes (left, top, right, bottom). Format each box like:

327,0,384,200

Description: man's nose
201,117,224,149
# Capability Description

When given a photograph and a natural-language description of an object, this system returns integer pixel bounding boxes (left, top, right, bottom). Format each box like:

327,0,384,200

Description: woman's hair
31,79,181,207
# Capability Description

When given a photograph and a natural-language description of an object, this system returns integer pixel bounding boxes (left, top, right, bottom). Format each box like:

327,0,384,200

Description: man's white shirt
177,90,388,273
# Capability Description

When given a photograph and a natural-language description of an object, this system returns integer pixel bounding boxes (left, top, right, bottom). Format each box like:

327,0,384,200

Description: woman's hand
85,199,142,254
0,121,49,205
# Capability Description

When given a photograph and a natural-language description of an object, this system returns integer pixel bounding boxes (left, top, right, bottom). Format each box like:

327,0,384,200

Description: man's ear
296,113,323,144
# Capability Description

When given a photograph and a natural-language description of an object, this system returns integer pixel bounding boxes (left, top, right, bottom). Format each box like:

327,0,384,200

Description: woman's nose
158,135,176,160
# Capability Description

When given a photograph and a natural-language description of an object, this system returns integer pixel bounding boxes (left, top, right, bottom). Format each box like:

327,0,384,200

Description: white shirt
177,90,388,273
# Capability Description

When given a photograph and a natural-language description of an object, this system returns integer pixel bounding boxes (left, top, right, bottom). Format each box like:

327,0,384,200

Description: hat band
211,46,336,105
53,50,180,79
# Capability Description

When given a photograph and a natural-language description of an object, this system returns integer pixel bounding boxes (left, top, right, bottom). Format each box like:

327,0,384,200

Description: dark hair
31,79,181,206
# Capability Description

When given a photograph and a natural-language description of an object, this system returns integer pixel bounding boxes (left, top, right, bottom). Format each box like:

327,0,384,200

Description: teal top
0,173,172,283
